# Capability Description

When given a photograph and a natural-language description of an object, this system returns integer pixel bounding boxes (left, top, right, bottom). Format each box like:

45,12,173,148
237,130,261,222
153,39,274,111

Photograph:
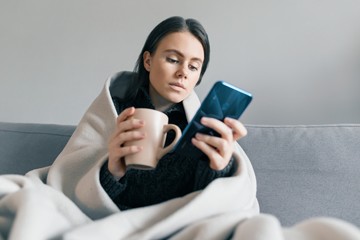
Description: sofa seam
0,129,73,137
244,124,360,129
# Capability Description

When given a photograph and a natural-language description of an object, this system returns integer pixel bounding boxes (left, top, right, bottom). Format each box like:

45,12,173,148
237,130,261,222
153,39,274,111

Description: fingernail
201,117,208,124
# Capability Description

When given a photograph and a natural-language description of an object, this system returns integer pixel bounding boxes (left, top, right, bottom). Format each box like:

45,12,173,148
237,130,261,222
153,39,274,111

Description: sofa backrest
239,124,360,227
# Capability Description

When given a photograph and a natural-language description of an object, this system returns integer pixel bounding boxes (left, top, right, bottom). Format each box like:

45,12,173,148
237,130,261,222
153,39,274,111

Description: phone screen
172,81,252,159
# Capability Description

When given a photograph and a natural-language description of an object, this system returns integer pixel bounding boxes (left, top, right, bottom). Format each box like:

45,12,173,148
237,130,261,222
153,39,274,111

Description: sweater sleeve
99,161,127,200
193,155,238,191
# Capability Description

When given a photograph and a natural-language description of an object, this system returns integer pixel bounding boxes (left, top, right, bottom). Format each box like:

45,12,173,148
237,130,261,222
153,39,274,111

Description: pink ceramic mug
124,108,182,170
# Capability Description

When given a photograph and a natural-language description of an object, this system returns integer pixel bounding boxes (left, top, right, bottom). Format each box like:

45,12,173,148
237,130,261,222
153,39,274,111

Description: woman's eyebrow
164,49,203,63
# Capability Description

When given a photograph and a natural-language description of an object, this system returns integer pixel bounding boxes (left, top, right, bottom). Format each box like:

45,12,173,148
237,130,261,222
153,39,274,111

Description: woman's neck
149,84,174,112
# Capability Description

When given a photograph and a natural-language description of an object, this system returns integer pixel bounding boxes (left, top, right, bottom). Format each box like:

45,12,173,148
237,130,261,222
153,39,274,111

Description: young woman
14,16,259,239
99,16,248,210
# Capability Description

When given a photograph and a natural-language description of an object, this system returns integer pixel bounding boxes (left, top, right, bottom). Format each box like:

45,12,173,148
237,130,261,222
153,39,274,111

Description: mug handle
156,124,182,160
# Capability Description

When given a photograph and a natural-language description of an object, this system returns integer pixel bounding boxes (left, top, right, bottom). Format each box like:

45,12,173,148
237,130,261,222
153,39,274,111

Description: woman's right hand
108,107,145,179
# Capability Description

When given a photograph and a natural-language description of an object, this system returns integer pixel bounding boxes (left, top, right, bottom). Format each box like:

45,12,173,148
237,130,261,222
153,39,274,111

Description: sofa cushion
0,122,75,175
240,124,360,227
1,122,360,227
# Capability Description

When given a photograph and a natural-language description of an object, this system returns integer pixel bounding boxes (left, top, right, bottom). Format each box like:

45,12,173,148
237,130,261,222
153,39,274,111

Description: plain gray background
1,0,360,125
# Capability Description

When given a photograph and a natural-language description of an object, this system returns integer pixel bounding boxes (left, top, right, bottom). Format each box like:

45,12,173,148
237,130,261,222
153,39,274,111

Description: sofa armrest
0,122,75,175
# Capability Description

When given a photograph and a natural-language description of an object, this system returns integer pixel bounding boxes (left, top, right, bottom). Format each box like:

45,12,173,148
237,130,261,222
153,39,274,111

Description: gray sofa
1,121,359,227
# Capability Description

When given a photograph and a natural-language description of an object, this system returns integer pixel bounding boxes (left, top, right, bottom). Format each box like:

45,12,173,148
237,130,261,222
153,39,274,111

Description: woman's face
143,31,204,103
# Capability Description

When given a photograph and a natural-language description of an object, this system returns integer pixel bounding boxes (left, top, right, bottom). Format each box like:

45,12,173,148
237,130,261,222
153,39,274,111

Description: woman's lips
170,82,185,90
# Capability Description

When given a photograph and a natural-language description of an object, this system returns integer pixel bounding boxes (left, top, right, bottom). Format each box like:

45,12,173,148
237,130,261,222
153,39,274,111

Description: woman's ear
143,51,151,72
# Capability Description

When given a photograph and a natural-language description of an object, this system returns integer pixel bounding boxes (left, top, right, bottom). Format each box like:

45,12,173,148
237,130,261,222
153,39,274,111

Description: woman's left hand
191,117,247,170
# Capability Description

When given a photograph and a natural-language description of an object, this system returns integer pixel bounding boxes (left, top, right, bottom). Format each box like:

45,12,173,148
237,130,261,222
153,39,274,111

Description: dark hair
128,16,210,99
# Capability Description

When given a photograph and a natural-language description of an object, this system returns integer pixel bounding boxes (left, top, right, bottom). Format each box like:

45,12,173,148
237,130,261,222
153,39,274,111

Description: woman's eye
189,65,198,71
166,57,179,64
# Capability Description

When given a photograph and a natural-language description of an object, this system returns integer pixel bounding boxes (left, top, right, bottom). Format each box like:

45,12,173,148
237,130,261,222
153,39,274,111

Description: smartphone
173,81,253,159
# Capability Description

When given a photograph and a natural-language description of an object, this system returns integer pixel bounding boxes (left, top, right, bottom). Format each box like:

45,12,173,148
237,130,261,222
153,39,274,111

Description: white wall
1,0,360,125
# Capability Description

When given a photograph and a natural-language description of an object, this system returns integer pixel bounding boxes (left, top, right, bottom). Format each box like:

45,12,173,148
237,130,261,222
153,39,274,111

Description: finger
224,117,247,140
117,107,136,124
112,112,145,140
191,136,221,160
115,119,145,140
112,145,143,159
195,132,234,162
110,130,146,149
112,107,137,139
201,117,233,141
108,144,143,178
194,133,227,156
192,137,228,170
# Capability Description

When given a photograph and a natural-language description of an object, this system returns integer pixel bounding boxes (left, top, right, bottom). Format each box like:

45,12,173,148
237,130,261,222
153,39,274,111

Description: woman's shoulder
109,71,137,99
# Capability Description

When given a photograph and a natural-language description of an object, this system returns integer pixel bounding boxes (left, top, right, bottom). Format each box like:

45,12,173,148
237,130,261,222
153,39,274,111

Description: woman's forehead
156,32,204,61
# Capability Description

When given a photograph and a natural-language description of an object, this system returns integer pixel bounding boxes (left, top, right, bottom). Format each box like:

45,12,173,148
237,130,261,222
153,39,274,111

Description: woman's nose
176,66,188,79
